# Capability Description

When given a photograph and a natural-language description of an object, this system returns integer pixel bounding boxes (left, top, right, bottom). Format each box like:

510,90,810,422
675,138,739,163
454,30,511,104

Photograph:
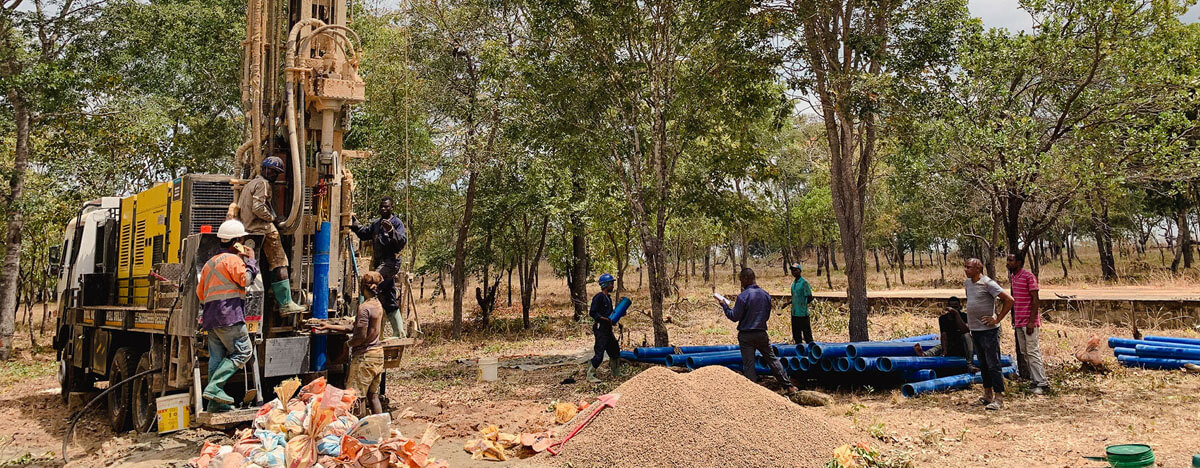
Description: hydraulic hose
62,367,162,464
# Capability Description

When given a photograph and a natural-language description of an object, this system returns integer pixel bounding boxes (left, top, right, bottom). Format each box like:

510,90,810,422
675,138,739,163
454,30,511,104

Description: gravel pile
558,366,856,468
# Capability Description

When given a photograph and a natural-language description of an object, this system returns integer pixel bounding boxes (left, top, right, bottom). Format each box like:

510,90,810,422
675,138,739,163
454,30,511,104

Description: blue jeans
208,323,252,380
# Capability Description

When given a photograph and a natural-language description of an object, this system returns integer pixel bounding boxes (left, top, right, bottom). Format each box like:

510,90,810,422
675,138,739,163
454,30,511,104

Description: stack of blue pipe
1108,335,1200,369
622,333,1017,397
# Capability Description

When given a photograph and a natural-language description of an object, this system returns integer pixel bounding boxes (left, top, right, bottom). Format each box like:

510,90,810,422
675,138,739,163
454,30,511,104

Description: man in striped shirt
1007,253,1049,394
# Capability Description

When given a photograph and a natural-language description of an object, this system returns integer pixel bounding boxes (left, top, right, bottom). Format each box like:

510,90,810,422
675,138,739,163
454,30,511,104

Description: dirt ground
3,252,1199,467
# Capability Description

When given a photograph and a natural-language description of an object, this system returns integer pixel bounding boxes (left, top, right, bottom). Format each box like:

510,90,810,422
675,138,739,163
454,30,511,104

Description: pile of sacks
190,378,448,468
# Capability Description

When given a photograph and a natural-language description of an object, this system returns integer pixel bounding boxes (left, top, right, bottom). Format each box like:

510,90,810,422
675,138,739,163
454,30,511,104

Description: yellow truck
49,0,414,432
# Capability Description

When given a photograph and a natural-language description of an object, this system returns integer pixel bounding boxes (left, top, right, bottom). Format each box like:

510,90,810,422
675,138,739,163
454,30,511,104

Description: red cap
200,225,212,233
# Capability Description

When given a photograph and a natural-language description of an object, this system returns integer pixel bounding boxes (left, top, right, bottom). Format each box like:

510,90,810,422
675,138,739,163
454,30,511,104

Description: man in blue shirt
352,196,408,338
780,263,814,344
716,268,797,394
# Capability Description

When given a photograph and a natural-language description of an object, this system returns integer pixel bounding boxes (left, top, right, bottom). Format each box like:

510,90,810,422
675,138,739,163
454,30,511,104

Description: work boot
271,280,307,315
609,358,622,379
386,308,406,339
203,359,238,404
206,401,233,413
586,365,601,383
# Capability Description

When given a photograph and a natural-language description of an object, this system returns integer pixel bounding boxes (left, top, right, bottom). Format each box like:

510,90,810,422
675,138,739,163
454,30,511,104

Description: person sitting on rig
236,155,306,314
317,271,386,415
197,220,259,412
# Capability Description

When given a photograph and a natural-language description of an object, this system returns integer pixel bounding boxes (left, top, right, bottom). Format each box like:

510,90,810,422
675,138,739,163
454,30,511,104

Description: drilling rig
48,0,415,431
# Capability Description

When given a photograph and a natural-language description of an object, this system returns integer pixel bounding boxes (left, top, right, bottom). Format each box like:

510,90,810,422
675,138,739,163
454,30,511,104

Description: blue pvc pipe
687,351,746,369
771,344,802,358
609,297,632,324
664,353,690,367
311,221,331,372
835,357,852,372
633,344,741,359
1143,335,1200,347
888,333,940,343
1117,354,1200,370
846,340,941,358
1112,347,1137,356
810,343,850,359
877,355,1013,372
902,366,1016,398
796,357,813,372
1108,337,1200,350
1133,344,1200,361
901,369,938,382
819,357,836,372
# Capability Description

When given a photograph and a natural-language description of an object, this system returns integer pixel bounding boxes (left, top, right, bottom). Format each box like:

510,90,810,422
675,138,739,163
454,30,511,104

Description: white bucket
478,357,499,382
156,393,191,434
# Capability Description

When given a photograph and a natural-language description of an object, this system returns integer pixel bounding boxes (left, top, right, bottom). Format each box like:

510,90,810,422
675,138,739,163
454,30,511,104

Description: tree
780,0,967,340
523,0,785,346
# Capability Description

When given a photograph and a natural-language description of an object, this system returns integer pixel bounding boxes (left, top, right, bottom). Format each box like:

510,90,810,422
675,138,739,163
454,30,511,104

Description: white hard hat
217,219,249,240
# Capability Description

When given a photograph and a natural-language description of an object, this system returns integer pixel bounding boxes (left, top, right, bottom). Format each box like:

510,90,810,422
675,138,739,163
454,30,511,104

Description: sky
969,0,1200,31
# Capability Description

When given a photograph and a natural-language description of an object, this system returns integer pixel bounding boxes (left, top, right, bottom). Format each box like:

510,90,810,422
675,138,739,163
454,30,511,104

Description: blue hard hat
598,273,615,285
261,156,285,172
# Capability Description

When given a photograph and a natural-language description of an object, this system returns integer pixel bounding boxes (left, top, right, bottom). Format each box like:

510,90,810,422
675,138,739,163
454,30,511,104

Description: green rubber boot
609,357,623,378
203,359,237,404
586,365,602,383
271,280,307,315
206,401,233,413
386,308,406,339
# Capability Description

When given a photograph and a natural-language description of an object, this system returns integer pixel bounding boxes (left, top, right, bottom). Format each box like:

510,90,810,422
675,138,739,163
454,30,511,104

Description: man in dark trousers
781,263,814,344
586,274,621,383
716,268,797,394
352,196,408,338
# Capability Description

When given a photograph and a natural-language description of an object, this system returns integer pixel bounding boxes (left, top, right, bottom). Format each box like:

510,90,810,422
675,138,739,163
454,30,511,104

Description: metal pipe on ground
1117,355,1200,370
901,366,1016,398
846,340,941,358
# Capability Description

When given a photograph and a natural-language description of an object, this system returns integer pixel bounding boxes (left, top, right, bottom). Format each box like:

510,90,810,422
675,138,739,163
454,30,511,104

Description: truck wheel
131,353,157,433
107,348,138,432
58,350,90,405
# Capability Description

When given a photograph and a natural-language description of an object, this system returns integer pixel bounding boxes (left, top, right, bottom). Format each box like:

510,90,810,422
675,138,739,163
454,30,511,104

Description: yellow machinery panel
117,181,181,306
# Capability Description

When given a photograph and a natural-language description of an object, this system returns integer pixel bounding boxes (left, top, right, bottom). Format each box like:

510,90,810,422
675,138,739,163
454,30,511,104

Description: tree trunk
450,170,479,337
873,248,880,273
703,246,710,283
569,210,588,322
897,245,906,286
1180,207,1193,269
0,91,31,361
829,243,839,271
823,244,833,289
520,217,549,329
1092,196,1117,280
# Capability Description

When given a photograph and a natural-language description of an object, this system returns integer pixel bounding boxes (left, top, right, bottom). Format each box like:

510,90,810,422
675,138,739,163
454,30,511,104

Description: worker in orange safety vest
197,219,259,411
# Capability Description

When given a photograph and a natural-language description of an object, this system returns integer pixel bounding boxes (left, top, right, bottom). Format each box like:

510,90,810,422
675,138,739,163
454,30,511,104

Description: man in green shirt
781,263,814,344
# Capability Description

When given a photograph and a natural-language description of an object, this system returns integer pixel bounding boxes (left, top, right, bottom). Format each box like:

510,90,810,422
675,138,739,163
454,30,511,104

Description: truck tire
58,349,90,404
131,353,157,433
107,348,138,432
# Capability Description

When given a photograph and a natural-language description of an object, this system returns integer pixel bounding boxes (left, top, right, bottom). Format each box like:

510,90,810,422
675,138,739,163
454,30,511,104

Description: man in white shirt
964,258,1014,410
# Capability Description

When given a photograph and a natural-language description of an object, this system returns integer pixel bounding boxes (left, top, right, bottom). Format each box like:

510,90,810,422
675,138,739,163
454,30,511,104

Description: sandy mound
558,366,856,468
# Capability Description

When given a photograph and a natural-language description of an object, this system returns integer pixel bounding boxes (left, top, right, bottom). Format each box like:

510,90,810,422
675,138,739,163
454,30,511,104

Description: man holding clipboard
714,268,797,395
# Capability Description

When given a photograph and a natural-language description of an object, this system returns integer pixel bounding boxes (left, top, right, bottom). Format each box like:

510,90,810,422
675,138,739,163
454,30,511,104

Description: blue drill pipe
687,351,747,369
853,357,879,372
796,357,813,372
902,366,1017,398
847,340,941,358
664,353,690,367
609,297,632,324
888,333,940,342
810,342,850,360
1142,335,1200,347
785,356,804,372
621,350,667,365
819,357,837,372
1117,354,1200,370
835,357,852,372
771,344,803,358
311,221,331,372
1111,347,1137,356
877,355,1014,372
1133,344,1200,361
632,344,741,359
724,363,771,375
901,369,938,382
1108,337,1200,350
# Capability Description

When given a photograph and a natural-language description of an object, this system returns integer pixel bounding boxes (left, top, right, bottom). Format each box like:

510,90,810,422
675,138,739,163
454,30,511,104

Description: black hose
62,367,162,464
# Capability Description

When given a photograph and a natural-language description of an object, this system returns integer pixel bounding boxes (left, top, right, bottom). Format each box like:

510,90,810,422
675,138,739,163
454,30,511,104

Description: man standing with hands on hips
963,258,1015,410
716,268,797,395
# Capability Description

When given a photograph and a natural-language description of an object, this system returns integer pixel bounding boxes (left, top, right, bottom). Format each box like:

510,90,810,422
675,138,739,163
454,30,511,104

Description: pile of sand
557,366,856,468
